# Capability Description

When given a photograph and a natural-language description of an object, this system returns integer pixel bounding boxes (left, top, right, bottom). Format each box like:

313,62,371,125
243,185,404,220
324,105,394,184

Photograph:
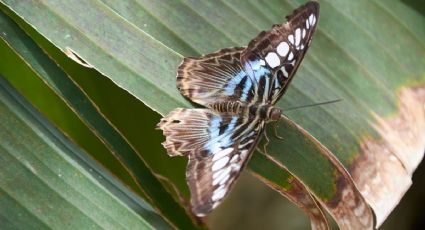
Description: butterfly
157,1,319,217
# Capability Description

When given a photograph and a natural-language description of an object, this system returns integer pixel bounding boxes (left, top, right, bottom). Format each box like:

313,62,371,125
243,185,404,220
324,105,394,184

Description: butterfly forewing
241,1,319,104
158,108,265,216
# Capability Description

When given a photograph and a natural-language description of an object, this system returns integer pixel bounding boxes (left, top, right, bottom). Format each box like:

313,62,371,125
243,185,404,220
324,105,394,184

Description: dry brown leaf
351,85,425,227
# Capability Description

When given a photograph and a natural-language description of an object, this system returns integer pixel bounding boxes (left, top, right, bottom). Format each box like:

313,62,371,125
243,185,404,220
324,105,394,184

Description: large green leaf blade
0,76,173,230
0,9,202,229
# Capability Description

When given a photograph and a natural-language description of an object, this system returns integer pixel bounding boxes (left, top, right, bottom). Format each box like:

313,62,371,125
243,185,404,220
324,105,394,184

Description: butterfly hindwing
158,108,265,216
241,1,319,105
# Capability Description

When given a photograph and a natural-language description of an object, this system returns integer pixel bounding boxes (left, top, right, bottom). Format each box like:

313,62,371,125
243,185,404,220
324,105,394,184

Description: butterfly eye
270,108,282,121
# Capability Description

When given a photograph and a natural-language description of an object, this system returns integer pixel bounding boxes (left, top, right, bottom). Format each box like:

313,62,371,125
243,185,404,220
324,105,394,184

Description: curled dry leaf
275,117,373,229
351,85,425,227
250,153,330,230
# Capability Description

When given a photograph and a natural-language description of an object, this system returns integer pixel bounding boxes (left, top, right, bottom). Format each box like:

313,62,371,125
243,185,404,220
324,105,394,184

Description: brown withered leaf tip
350,85,425,227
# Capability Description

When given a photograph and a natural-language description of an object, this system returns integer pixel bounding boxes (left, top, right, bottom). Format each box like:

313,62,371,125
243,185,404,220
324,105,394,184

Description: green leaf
0,9,200,229
0,76,173,229
1,0,425,228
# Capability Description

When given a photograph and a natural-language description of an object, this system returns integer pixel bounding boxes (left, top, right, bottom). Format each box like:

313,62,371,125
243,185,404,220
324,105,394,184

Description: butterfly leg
273,121,284,140
260,127,271,155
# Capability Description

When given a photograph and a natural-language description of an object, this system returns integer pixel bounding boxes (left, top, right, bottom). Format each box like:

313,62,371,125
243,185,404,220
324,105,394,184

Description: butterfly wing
241,1,320,105
157,108,264,216
177,47,260,106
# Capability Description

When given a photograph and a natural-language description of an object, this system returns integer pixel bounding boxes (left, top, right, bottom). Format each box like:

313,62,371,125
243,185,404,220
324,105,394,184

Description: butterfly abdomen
209,101,243,114
209,101,281,121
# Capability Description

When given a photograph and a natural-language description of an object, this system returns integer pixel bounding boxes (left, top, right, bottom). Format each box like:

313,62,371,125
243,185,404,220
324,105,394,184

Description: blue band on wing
243,59,272,103
206,116,238,155
224,70,246,96
240,78,252,102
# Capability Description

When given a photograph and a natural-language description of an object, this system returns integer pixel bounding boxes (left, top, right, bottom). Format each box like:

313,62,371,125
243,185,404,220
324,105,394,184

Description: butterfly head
269,107,282,121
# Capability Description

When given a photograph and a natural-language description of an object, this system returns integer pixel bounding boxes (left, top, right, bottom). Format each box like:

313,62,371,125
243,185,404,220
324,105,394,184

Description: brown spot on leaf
351,86,425,227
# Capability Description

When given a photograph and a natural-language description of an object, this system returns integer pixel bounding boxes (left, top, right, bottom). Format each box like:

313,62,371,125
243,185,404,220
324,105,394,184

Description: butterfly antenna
283,99,342,112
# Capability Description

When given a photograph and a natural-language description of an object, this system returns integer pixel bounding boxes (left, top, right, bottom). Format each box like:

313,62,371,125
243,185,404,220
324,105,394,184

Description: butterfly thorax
209,101,281,121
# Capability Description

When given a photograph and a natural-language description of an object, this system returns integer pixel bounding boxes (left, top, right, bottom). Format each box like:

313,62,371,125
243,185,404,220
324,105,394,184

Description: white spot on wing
276,42,289,57
239,150,248,160
306,20,310,29
302,28,306,39
230,154,239,163
213,168,231,185
197,212,207,217
212,187,227,201
213,167,231,180
311,15,316,26
218,173,231,185
295,28,301,46
308,14,314,26
212,202,219,209
287,52,294,61
265,52,280,68
212,148,233,161
281,67,289,79
231,163,241,171
288,34,294,44
212,156,229,171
